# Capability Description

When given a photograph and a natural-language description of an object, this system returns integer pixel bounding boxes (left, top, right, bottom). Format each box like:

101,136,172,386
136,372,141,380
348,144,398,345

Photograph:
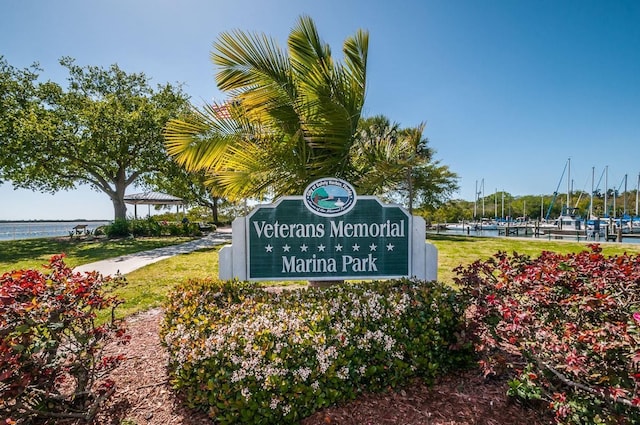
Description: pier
497,225,539,237
429,221,640,244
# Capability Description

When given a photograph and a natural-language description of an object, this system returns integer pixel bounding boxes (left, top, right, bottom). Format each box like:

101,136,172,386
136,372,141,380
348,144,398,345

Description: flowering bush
161,278,470,424
455,244,640,424
0,255,129,423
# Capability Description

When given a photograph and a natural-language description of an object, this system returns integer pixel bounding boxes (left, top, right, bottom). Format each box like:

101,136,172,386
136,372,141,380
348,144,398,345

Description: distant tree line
420,189,640,224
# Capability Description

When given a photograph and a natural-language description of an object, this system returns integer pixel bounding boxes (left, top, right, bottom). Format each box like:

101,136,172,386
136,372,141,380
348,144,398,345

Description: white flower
231,369,247,382
337,366,349,380
269,396,280,409
383,334,396,352
316,345,338,374
295,367,312,381
241,387,251,400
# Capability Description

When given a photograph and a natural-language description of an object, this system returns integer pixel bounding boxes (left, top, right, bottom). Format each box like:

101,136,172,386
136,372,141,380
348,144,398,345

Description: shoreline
0,220,111,242
0,219,111,223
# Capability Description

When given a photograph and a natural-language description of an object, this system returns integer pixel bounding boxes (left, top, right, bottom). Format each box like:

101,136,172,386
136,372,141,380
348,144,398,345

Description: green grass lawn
0,236,196,273
116,245,224,317
4,233,640,319
428,233,640,284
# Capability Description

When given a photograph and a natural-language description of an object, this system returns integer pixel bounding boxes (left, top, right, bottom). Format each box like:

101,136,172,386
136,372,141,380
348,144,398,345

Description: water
0,221,111,241
430,227,640,245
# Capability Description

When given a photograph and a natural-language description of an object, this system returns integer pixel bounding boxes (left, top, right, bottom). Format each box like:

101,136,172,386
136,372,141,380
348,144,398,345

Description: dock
428,221,640,243
497,225,541,237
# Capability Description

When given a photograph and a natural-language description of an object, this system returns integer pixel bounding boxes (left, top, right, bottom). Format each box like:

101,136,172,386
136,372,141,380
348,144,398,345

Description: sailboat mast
474,180,478,219
481,178,485,218
636,173,639,217
604,166,609,217
624,174,628,216
567,158,571,212
590,166,594,218
613,182,617,218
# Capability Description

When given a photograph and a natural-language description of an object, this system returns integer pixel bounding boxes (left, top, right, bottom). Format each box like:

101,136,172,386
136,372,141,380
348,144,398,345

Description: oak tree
0,57,189,219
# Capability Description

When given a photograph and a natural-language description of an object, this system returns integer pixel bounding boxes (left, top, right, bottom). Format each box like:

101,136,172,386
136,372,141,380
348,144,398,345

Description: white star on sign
386,243,394,251
300,244,308,252
282,244,290,252
352,244,360,251
335,244,343,252
265,244,273,252
318,244,326,252
369,243,377,251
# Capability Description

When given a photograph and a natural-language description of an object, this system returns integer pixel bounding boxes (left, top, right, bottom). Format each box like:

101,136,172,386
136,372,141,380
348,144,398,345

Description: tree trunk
112,197,128,221
211,197,219,223
112,168,128,220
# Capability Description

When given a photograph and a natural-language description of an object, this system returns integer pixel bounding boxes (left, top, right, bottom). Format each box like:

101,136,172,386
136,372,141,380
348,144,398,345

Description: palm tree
164,16,369,200
352,116,459,214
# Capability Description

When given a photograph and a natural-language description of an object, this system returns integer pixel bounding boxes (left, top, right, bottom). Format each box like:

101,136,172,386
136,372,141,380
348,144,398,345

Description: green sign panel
247,197,411,280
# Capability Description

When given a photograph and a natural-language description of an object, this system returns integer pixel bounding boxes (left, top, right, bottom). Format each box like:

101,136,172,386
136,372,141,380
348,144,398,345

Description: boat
445,219,497,231
539,205,610,238
445,222,472,231
555,207,583,231
630,218,640,234
476,219,498,230
541,159,601,238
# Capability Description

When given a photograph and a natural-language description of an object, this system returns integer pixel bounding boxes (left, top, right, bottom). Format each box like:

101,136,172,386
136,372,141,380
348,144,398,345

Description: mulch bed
91,309,553,425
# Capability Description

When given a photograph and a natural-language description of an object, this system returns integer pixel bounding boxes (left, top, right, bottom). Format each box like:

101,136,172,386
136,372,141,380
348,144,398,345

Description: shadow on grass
0,236,196,268
0,238,77,263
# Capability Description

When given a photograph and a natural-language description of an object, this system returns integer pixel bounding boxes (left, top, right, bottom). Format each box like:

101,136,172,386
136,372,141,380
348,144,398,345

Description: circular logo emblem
303,178,357,217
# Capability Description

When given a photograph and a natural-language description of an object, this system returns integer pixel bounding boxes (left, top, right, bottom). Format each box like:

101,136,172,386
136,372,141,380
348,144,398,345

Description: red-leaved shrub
0,255,129,423
455,244,640,424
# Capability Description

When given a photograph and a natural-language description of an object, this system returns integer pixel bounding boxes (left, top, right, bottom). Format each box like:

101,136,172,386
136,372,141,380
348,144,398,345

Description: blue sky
1,0,639,220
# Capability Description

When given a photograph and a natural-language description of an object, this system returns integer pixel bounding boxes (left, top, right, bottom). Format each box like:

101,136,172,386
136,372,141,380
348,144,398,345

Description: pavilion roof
123,192,184,205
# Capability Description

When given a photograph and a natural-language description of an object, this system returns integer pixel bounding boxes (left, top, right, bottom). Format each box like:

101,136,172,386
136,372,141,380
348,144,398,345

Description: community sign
219,178,437,282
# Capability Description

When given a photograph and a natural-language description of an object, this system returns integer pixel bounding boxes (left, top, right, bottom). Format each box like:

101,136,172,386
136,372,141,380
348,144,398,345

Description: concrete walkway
74,228,232,276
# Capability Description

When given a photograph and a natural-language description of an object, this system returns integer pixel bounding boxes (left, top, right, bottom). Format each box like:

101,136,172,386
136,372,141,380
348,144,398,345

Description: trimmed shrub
103,218,202,238
0,255,129,423
104,218,130,238
130,217,162,237
161,278,470,424
455,244,640,424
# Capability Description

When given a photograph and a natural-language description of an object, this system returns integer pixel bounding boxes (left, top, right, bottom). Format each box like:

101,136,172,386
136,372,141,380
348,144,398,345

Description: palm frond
288,15,333,86
213,29,305,141
342,29,368,94
166,16,371,199
213,31,289,93
164,103,242,171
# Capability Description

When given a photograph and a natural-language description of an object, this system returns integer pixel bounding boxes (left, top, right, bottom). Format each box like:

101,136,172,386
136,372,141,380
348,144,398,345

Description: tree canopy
142,163,226,223
353,116,459,212
0,56,189,219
